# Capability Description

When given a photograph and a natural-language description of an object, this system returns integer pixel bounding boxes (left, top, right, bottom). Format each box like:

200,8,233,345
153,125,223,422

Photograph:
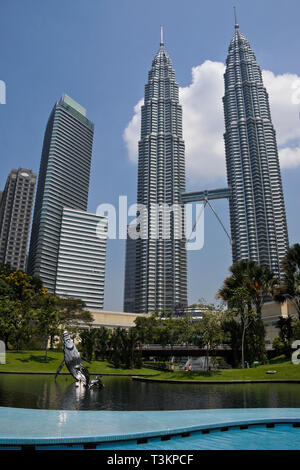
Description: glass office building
55,208,107,310
123,225,137,313
28,94,94,291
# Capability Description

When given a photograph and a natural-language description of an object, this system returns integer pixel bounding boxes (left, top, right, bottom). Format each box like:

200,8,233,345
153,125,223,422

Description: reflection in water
60,382,104,410
58,410,68,427
0,375,300,410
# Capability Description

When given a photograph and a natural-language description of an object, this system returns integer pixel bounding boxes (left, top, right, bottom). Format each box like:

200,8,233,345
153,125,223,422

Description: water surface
0,375,300,410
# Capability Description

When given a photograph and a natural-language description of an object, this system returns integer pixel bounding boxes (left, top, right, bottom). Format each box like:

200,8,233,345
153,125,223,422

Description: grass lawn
1,352,300,381
0,350,158,375
148,359,300,382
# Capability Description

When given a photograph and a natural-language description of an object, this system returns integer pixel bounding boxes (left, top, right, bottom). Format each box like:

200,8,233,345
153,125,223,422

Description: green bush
272,337,286,356
143,361,170,371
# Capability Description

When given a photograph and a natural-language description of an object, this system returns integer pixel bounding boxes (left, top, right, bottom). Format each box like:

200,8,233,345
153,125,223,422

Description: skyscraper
123,225,136,313
28,94,94,291
132,30,187,313
0,168,36,271
223,19,289,276
55,208,107,310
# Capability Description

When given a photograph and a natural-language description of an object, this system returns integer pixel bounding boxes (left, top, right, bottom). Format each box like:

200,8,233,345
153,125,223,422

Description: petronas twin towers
134,30,187,314
224,21,288,275
124,20,289,314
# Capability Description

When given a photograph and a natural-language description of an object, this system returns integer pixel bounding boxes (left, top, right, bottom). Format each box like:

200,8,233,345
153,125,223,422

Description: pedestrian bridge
181,187,232,243
181,187,231,204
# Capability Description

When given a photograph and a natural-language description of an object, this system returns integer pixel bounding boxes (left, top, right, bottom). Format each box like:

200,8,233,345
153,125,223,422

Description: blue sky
1,0,300,310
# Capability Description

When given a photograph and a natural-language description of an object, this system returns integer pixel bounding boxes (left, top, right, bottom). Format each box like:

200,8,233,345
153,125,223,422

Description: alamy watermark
0,80,6,104
291,79,300,105
292,340,300,365
0,341,5,365
96,196,204,251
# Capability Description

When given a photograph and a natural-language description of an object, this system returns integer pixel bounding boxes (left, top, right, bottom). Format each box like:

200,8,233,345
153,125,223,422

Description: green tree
218,260,274,364
94,327,111,360
109,328,126,368
0,269,46,305
134,312,159,344
244,315,267,365
34,296,93,357
293,321,300,341
173,315,194,345
192,311,225,371
55,297,93,330
80,329,98,361
222,311,242,367
218,259,277,316
0,268,48,349
272,337,286,356
0,266,95,351
124,328,141,368
275,244,300,318
227,287,259,367
275,315,294,358
36,294,60,360
0,296,18,349
0,264,14,276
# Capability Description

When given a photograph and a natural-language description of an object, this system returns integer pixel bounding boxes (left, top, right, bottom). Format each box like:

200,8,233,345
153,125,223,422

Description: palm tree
126,328,141,369
275,244,300,318
218,260,276,366
218,259,278,316
230,287,256,368
109,328,127,368
275,315,294,358
80,329,97,361
94,327,111,360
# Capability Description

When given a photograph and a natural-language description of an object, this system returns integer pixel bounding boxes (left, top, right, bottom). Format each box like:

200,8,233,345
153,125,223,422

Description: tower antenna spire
234,6,239,29
160,25,164,46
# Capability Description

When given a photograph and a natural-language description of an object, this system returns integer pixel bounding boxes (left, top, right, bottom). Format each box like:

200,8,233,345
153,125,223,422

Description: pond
1,374,300,410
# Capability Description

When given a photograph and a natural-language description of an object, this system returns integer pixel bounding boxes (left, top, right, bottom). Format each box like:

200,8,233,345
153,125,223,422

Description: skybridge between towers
181,187,232,244
181,187,232,204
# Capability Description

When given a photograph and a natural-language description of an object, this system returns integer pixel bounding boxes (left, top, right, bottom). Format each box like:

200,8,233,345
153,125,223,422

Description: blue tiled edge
1,408,300,446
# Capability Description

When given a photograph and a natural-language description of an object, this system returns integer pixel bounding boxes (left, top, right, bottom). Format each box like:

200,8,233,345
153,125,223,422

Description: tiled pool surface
1,407,300,450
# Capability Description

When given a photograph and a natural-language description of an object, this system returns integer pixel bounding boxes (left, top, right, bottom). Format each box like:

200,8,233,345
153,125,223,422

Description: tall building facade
55,208,107,310
123,225,136,313
0,168,36,271
223,22,289,276
132,32,187,313
28,94,94,291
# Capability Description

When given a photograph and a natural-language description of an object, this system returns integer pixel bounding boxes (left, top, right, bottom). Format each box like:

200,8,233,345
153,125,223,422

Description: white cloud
123,99,143,164
179,60,226,186
279,146,300,168
123,61,300,187
262,70,300,172
262,70,300,145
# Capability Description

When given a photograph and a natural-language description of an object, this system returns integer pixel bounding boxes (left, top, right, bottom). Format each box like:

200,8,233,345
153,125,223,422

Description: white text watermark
0,81,6,104
96,196,204,250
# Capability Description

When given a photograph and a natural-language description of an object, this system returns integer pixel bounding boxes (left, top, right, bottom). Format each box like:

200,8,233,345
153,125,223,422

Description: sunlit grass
1,351,299,381
0,350,158,375
148,359,300,381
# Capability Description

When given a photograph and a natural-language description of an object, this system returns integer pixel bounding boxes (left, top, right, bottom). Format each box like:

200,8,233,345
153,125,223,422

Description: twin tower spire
160,25,164,46
234,6,239,29
160,6,239,46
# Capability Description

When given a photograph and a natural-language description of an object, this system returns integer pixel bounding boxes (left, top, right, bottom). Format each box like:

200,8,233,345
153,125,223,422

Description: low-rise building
261,300,298,344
